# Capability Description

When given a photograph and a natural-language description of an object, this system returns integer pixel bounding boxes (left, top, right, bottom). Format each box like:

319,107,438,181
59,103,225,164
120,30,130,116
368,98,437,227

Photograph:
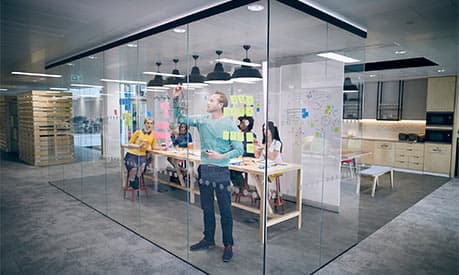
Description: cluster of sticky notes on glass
160,102,170,118
224,95,255,117
156,121,169,130
222,131,255,153
122,112,132,127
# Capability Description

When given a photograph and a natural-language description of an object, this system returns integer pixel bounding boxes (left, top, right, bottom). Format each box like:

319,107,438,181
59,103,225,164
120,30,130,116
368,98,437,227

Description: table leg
296,169,302,229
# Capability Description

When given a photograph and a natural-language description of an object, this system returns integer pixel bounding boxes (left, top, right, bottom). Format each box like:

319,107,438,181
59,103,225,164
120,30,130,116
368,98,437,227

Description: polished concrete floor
1,151,456,274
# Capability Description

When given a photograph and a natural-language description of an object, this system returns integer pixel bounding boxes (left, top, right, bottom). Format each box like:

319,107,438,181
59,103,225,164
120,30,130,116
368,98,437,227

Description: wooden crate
17,91,75,166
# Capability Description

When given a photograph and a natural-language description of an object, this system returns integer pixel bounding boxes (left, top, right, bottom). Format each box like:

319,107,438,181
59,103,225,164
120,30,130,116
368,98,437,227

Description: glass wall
45,1,366,274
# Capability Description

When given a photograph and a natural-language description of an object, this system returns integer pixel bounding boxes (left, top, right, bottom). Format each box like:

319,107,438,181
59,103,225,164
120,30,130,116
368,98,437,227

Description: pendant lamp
185,55,207,88
231,45,262,83
164,59,184,88
147,62,167,89
205,50,232,84
343,77,358,92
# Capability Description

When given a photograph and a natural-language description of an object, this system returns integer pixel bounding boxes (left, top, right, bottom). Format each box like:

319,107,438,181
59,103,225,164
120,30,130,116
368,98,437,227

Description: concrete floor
1,151,456,274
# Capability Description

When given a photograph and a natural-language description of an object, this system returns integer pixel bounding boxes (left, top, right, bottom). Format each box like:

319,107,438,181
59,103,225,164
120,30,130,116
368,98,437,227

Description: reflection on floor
48,161,448,275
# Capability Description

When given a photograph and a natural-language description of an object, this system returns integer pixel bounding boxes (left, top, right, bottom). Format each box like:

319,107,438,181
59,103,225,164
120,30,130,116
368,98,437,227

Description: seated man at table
230,116,257,189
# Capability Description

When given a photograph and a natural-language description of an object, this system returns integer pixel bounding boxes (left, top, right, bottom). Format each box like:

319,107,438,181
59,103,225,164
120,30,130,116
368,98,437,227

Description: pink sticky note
156,121,170,130
154,131,168,139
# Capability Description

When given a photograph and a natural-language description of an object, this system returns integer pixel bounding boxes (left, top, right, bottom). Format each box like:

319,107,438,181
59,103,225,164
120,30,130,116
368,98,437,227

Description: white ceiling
0,0,457,93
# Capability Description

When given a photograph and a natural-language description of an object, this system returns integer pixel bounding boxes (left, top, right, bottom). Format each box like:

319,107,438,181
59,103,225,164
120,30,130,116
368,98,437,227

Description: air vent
345,57,437,73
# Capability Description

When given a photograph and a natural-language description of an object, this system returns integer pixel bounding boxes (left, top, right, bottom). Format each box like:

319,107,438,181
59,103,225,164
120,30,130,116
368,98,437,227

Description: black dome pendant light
231,45,262,83
186,55,207,88
164,59,184,88
147,62,167,89
205,50,232,84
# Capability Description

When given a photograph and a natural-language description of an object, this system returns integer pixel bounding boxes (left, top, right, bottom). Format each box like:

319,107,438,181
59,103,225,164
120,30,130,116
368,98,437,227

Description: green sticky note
315,131,321,138
223,131,230,140
334,127,340,133
310,122,315,128
238,96,246,104
230,95,238,105
246,132,254,142
224,107,230,117
246,107,254,116
246,144,254,154
238,132,244,141
246,96,254,105
230,131,237,140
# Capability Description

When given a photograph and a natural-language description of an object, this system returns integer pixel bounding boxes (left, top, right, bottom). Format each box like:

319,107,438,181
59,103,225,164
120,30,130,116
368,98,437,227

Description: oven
425,128,453,144
426,112,454,126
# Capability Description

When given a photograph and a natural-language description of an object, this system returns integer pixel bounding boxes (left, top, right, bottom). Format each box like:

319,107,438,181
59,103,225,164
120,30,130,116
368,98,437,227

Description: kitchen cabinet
343,85,362,119
361,140,374,164
362,82,378,119
394,142,424,170
426,77,456,112
423,143,452,174
402,79,427,120
377,80,403,120
373,141,395,166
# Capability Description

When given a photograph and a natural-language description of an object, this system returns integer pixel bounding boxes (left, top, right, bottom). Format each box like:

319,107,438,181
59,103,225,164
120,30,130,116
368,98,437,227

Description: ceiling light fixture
343,77,358,93
173,28,186,33
100,79,146,85
88,56,96,59
143,71,185,78
247,4,264,11
317,52,360,63
395,50,407,55
164,59,185,88
186,55,208,88
70,83,104,89
11,71,62,78
0,88,8,91
232,45,262,83
369,74,376,78
147,62,168,89
126,43,138,48
437,69,446,73
49,87,69,91
205,50,232,84
216,58,261,67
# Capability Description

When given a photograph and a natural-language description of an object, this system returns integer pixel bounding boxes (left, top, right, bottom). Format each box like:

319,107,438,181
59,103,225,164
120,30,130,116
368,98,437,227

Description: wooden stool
358,165,393,197
124,173,148,201
235,173,255,206
272,176,285,214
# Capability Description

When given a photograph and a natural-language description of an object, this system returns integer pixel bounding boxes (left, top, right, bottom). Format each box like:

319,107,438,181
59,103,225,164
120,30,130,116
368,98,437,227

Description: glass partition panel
267,1,366,273
185,2,267,274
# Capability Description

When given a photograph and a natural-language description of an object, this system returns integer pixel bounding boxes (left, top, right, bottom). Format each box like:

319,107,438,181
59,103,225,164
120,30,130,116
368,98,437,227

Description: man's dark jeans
198,165,233,247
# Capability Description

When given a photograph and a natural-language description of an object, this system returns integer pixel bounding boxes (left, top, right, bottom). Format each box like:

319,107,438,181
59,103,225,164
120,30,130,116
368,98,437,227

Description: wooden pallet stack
0,96,7,151
17,91,75,166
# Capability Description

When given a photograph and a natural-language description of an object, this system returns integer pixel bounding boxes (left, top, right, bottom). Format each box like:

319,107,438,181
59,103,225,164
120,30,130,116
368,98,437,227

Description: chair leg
371,176,377,197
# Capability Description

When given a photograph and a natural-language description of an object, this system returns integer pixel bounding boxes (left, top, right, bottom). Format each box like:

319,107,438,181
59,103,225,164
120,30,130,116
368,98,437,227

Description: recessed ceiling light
67,63,74,66
248,4,264,11
173,28,186,33
369,74,376,78
100,78,146,85
126,43,138,48
317,52,360,63
437,69,446,73
88,56,96,59
395,50,407,55
49,87,69,91
0,88,8,91
11,71,62,78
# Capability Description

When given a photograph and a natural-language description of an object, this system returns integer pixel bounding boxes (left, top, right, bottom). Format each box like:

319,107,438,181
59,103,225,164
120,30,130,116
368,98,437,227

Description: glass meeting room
44,1,367,274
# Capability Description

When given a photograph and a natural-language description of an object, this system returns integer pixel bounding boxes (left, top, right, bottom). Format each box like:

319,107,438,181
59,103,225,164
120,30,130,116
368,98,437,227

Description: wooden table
121,145,303,242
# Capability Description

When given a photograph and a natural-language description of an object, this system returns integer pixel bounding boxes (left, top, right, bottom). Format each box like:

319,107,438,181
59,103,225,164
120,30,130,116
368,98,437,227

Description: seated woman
124,118,157,189
168,123,192,185
250,121,283,213
230,116,257,188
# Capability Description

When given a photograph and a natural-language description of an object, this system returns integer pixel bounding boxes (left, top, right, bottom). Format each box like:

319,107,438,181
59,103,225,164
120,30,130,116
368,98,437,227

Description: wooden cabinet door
361,140,374,164
423,143,452,174
374,141,395,166
426,77,456,112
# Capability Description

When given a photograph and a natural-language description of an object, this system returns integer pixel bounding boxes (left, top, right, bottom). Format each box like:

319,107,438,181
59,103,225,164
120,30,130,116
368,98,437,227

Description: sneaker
190,239,215,251
222,245,233,262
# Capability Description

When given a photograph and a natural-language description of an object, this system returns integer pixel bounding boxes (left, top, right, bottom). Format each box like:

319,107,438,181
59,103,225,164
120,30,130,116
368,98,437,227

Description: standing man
173,86,243,262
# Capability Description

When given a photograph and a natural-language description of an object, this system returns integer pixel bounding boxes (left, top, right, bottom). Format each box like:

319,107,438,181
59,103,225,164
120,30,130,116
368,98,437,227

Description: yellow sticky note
230,95,238,105
246,107,254,116
223,131,230,140
246,96,254,105
230,131,237,140
239,107,246,116
238,96,246,104
246,132,254,142
246,144,254,154
237,132,244,142
223,107,230,117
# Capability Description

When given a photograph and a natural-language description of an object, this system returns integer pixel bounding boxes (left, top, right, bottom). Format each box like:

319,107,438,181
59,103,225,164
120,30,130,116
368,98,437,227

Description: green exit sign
71,74,80,81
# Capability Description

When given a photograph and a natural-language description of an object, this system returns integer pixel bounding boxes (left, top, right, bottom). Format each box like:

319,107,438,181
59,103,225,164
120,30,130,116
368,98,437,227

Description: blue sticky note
146,111,151,118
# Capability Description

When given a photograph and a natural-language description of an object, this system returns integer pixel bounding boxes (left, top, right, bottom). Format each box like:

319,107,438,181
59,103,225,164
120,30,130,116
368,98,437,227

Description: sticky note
230,131,237,140
223,131,230,140
246,107,253,116
237,107,245,116
230,95,238,104
224,107,231,117
246,96,254,105
237,132,244,142
246,144,254,153
246,132,254,142
164,110,170,119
